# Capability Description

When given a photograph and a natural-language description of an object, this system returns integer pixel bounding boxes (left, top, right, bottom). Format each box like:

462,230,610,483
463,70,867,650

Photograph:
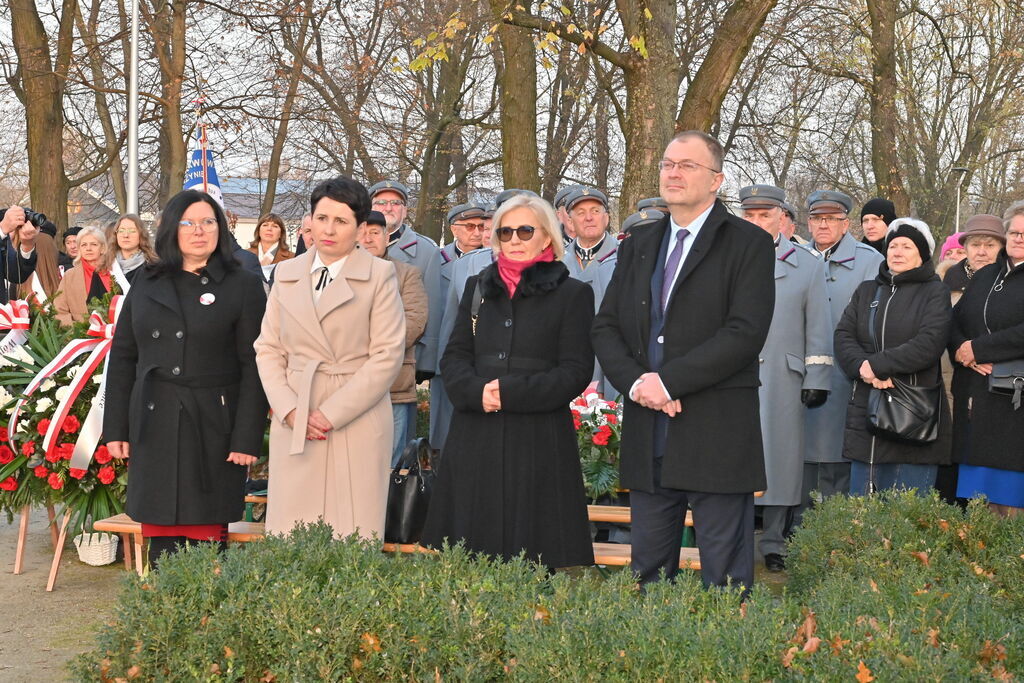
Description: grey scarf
116,250,146,273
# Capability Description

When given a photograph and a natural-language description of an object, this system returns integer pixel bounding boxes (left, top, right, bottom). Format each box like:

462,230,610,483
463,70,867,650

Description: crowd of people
1,129,1021,589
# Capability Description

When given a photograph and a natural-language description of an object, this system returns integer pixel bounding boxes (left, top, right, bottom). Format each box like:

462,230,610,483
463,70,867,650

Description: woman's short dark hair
310,176,370,225
151,190,238,276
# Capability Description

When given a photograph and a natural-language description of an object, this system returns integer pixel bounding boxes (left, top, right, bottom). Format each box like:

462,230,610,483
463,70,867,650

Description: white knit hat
886,217,935,260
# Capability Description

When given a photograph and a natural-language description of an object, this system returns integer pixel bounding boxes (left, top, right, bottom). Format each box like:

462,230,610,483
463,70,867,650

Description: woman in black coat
950,202,1024,517
104,190,269,565
834,218,952,495
421,194,595,570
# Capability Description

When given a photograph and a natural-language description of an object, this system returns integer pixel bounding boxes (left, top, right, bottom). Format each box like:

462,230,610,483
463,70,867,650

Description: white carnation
40,379,56,392
36,397,53,412
54,385,72,403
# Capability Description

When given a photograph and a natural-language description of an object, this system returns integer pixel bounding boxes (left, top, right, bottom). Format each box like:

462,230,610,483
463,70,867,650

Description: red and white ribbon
0,299,30,361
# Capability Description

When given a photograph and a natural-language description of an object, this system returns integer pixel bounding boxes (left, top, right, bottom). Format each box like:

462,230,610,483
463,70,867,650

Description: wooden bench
587,504,693,526
381,541,701,570
93,514,266,576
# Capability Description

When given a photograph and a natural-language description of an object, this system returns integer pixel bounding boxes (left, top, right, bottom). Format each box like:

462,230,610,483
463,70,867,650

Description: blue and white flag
183,126,224,207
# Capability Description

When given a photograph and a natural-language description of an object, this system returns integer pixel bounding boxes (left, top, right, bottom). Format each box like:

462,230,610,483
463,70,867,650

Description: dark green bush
72,493,1023,681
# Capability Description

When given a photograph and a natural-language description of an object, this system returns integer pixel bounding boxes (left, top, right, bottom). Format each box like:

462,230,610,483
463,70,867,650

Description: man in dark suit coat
592,131,775,591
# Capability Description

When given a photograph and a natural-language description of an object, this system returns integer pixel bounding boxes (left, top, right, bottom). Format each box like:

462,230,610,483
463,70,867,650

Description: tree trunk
261,4,311,217
865,0,911,214
490,0,540,192
677,0,779,134
143,0,188,207
9,0,76,231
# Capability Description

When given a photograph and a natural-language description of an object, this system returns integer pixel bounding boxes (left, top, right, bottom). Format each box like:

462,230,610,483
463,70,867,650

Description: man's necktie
660,228,690,312
314,266,332,292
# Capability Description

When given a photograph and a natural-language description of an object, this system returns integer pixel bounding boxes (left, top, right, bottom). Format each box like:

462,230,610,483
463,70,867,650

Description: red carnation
572,415,582,430
607,402,618,410
93,445,112,465
573,397,588,408
97,466,116,485
36,418,51,436
47,472,64,490
592,425,613,446
21,440,36,457
0,426,8,441
58,443,75,461
69,467,87,480
44,447,61,463
0,476,17,491
0,445,13,464
34,465,49,478
604,413,618,425
62,415,81,434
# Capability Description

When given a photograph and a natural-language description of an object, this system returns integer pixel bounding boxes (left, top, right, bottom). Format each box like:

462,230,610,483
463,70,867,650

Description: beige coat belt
287,358,363,456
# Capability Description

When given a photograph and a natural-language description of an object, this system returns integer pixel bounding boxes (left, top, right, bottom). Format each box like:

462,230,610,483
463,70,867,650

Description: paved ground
0,509,123,682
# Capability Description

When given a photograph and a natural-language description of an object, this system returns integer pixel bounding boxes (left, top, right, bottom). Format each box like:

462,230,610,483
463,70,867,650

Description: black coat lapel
633,217,669,346
142,270,183,320
668,200,726,297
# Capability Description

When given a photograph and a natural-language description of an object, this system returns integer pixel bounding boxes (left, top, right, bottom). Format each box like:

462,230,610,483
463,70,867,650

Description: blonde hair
490,195,565,260
104,214,157,269
73,225,109,267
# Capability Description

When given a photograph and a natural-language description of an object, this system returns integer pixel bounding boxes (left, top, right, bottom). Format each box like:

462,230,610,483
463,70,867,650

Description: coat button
504,318,512,327
498,352,507,360
171,366,181,375
200,277,209,285
151,330,160,338
175,330,184,340
147,402,155,411
657,335,664,344
759,357,764,364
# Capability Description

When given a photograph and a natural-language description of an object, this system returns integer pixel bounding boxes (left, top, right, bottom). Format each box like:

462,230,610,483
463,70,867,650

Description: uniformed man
554,185,583,247
636,196,669,212
564,187,616,284
802,190,884,515
740,185,833,572
780,202,807,244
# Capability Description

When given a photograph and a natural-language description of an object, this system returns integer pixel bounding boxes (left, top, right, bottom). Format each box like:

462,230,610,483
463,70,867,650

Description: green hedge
72,492,1023,681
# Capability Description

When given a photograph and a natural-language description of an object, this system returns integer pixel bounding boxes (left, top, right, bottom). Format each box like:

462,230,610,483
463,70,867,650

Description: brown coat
247,245,295,265
390,259,428,403
52,265,103,326
254,247,406,538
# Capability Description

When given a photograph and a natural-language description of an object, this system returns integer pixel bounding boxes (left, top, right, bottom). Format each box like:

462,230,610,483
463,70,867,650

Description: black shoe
764,553,786,572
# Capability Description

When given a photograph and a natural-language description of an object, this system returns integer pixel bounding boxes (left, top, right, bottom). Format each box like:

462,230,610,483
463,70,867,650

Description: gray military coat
590,246,622,399
563,234,618,286
388,225,442,377
803,232,884,463
757,240,833,505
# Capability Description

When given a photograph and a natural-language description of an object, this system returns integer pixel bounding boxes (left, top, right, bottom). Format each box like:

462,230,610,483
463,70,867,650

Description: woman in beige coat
255,177,405,539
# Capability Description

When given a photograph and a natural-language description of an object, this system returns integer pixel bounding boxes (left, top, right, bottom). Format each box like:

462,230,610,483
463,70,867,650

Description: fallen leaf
910,551,930,567
360,632,382,653
938,518,950,531
869,579,879,593
200,615,209,626
260,672,276,683
797,609,817,643
803,636,822,653
829,634,850,654
927,628,940,648
882,537,892,550
896,653,915,666
856,660,875,683
992,665,1013,681
533,605,551,623
739,602,748,619
352,657,363,671
209,663,221,674
224,646,234,659
979,640,1008,666
434,667,442,682
781,646,799,668
126,666,141,680
977,540,986,549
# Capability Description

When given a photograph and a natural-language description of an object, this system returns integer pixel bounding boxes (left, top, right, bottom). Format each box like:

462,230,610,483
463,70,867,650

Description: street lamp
126,0,140,213
951,166,969,235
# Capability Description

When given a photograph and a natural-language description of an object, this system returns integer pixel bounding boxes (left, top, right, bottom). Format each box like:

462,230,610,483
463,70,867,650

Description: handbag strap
867,285,883,353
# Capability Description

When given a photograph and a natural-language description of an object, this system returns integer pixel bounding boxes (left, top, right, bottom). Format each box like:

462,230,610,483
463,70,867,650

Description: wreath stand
12,504,59,575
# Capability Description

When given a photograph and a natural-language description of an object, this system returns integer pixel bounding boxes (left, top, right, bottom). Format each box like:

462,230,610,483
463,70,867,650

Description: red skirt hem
141,523,227,542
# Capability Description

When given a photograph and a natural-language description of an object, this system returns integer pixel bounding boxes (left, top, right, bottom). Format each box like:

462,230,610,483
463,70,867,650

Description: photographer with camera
0,206,39,304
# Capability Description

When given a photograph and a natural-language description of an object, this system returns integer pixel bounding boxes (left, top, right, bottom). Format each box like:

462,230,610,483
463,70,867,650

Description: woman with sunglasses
421,194,595,570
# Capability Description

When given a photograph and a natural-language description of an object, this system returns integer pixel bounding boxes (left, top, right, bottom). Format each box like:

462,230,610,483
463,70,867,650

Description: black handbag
988,361,1024,410
864,286,941,444
384,437,434,544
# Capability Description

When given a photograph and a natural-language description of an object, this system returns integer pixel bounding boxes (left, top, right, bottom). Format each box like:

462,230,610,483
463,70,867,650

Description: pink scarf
496,246,555,298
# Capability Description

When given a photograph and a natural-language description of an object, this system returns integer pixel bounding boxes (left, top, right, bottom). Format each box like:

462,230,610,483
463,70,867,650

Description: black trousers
631,458,754,591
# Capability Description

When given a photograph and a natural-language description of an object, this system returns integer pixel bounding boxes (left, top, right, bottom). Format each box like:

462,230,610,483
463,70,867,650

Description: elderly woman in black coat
950,201,1024,518
421,194,595,570
104,190,269,566
834,218,952,495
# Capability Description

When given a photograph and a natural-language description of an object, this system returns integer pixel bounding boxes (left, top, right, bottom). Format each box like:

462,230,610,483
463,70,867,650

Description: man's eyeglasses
178,218,219,233
657,159,721,174
372,199,406,208
496,225,536,242
807,215,848,226
453,222,487,232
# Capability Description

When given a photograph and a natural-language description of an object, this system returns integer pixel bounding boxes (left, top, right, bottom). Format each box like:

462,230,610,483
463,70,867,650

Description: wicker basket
73,532,119,566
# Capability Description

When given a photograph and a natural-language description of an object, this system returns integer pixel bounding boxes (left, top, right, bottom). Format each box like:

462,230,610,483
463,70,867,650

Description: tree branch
503,9,629,70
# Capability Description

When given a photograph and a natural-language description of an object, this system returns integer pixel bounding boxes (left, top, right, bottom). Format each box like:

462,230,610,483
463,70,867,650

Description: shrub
72,494,1024,681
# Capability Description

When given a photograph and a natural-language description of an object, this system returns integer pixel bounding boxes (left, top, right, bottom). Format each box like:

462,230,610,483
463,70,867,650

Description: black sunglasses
496,225,537,242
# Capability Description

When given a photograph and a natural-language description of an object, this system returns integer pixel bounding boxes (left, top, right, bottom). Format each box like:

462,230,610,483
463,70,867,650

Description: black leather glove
415,370,435,384
801,389,828,408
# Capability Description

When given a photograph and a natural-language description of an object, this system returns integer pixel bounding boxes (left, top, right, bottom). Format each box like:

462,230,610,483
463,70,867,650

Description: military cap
739,184,786,210
446,203,487,224
565,187,609,212
494,188,540,209
621,209,665,234
365,210,387,227
554,184,584,209
483,202,496,218
636,196,669,212
367,180,411,201
807,190,852,215
781,201,797,220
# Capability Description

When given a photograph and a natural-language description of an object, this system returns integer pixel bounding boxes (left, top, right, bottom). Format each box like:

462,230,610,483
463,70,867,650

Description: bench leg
46,511,72,592
13,506,29,575
134,534,144,575
46,505,58,548
120,533,133,571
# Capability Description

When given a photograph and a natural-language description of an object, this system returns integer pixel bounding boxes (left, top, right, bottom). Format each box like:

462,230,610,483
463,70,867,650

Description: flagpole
126,0,140,213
